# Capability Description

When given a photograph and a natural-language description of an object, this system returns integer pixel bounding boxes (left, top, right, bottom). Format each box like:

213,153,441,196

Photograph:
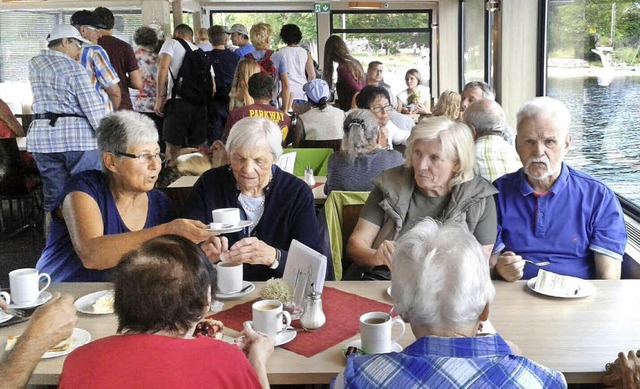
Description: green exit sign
314,2,331,13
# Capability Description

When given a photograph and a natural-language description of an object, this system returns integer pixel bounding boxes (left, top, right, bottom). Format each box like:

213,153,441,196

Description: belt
34,112,86,126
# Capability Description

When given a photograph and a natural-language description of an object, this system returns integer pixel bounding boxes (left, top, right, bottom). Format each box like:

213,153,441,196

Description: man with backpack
154,24,215,165
245,22,292,113
206,25,239,142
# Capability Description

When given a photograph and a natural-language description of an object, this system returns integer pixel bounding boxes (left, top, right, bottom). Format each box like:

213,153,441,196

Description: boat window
545,1,640,205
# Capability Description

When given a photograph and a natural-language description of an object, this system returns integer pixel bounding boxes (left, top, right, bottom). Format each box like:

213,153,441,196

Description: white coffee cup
359,311,406,354
211,208,241,227
8,268,51,305
216,262,243,294
250,299,292,338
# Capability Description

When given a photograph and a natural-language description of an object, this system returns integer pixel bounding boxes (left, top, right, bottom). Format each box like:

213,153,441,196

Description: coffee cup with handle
8,268,51,305
211,208,241,229
216,262,243,294
250,299,292,338
359,311,406,354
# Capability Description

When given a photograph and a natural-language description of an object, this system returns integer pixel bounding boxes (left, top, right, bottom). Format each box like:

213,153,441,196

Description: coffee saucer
215,281,255,300
207,220,252,234
342,339,402,357
0,312,13,324
9,291,53,309
275,328,297,346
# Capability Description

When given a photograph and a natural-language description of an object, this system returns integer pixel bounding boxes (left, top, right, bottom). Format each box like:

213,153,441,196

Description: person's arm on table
0,293,77,389
347,218,395,269
238,322,275,389
594,252,622,280
63,191,217,270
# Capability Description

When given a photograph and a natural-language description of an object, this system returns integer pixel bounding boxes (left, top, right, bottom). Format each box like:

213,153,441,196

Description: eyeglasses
68,39,82,49
115,151,166,164
83,25,99,32
369,104,393,113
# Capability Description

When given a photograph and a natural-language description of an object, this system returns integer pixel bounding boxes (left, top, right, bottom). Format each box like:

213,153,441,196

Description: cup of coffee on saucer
8,268,51,306
216,262,243,294
210,208,241,230
249,299,292,338
359,311,405,354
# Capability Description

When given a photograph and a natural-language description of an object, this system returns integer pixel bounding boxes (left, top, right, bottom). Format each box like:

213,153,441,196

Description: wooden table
1,280,638,385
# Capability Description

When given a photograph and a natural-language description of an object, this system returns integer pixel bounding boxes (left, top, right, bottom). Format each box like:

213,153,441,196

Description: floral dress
132,46,158,113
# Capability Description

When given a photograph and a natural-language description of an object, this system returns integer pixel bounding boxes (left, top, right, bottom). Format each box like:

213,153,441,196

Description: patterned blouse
132,46,159,113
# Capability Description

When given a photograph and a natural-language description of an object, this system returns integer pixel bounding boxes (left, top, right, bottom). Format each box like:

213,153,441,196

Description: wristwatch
270,249,281,269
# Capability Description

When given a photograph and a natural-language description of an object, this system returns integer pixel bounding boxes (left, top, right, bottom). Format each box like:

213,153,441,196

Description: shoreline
548,66,640,78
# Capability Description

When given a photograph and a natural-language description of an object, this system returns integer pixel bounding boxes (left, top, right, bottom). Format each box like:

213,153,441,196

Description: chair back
323,190,370,280
282,148,333,176
0,137,28,196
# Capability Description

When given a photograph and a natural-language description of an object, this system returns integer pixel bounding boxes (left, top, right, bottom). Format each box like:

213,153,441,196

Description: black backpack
169,38,213,106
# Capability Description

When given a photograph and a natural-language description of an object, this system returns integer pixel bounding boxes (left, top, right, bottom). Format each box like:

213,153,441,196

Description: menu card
283,239,327,293
277,152,296,174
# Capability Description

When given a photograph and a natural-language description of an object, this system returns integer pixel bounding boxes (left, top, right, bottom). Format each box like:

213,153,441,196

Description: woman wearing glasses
354,86,409,150
345,116,497,280
36,111,219,282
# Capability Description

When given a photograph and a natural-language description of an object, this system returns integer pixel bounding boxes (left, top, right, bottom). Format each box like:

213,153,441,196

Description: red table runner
209,286,393,357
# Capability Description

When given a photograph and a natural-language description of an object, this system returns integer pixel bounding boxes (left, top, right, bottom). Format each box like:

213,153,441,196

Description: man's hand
22,293,77,353
374,240,395,270
495,251,525,282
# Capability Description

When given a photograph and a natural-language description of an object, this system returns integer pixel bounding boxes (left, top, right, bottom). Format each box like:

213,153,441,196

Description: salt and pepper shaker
300,283,326,331
304,164,316,186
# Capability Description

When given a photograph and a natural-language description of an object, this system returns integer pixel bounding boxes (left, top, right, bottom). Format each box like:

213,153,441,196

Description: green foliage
211,12,317,47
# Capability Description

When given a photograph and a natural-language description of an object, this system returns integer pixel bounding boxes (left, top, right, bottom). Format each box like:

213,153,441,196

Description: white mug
216,262,243,294
211,208,241,226
251,299,292,338
8,268,51,305
359,311,406,354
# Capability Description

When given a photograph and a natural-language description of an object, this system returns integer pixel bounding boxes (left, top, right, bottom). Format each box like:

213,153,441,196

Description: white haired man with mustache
491,96,626,282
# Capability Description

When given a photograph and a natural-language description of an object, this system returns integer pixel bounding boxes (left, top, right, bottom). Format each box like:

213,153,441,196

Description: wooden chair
323,190,370,280
0,137,42,237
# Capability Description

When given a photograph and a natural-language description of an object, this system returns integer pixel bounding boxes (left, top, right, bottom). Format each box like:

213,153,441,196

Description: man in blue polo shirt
491,97,626,281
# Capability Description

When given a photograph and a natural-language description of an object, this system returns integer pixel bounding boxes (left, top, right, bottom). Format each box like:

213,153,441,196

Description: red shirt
59,334,262,389
98,35,139,110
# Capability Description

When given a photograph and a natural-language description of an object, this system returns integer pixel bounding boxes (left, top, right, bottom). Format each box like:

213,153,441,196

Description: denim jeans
32,150,101,212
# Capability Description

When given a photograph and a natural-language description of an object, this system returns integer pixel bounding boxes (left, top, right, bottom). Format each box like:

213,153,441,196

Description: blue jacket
183,165,324,281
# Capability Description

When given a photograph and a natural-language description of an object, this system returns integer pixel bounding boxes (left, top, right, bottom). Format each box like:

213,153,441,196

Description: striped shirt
475,134,521,183
332,334,567,389
27,49,107,153
79,44,120,112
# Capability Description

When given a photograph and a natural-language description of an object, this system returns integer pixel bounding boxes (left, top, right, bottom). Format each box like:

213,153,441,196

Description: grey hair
97,111,159,171
340,109,379,163
463,99,506,137
404,116,476,188
392,218,495,331
225,117,283,160
463,81,495,100
516,96,571,137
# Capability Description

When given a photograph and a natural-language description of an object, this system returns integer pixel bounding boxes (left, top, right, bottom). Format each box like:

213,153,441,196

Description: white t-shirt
277,46,310,101
159,39,214,98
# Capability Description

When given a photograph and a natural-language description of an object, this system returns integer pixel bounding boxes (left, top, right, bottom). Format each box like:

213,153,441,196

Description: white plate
527,277,595,298
0,312,13,324
215,281,255,300
275,328,297,346
386,286,392,299
207,220,252,234
74,290,114,315
9,291,53,309
342,339,402,357
42,328,91,359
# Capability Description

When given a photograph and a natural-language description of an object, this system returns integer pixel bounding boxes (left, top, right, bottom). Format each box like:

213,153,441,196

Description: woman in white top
299,79,345,141
276,24,315,114
397,68,431,116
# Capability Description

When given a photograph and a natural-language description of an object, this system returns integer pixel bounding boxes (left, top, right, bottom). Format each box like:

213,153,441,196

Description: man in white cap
225,24,254,59
27,25,108,225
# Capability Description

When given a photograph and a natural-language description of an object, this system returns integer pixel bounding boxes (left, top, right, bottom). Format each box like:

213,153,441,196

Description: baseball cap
70,10,107,29
47,24,93,44
303,79,331,104
224,24,249,37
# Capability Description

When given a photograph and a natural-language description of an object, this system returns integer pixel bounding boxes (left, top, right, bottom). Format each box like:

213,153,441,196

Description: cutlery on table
1,309,26,318
523,259,550,267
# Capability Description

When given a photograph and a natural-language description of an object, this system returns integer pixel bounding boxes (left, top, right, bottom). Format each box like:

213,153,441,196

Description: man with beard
491,97,626,281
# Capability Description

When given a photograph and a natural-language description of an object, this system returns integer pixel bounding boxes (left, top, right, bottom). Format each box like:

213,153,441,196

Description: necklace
238,193,265,212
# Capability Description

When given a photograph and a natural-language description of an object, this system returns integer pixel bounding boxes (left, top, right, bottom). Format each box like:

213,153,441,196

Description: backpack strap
169,38,194,100
245,52,256,61
264,50,273,61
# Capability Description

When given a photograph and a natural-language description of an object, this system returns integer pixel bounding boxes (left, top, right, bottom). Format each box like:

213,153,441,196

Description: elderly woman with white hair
324,109,403,194
333,219,567,388
183,116,323,281
346,116,497,280
36,111,217,282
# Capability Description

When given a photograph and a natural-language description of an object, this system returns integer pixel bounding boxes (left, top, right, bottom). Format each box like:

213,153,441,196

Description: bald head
463,99,505,139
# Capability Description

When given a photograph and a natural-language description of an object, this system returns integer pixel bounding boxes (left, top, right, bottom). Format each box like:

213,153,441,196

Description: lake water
548,75,640,205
